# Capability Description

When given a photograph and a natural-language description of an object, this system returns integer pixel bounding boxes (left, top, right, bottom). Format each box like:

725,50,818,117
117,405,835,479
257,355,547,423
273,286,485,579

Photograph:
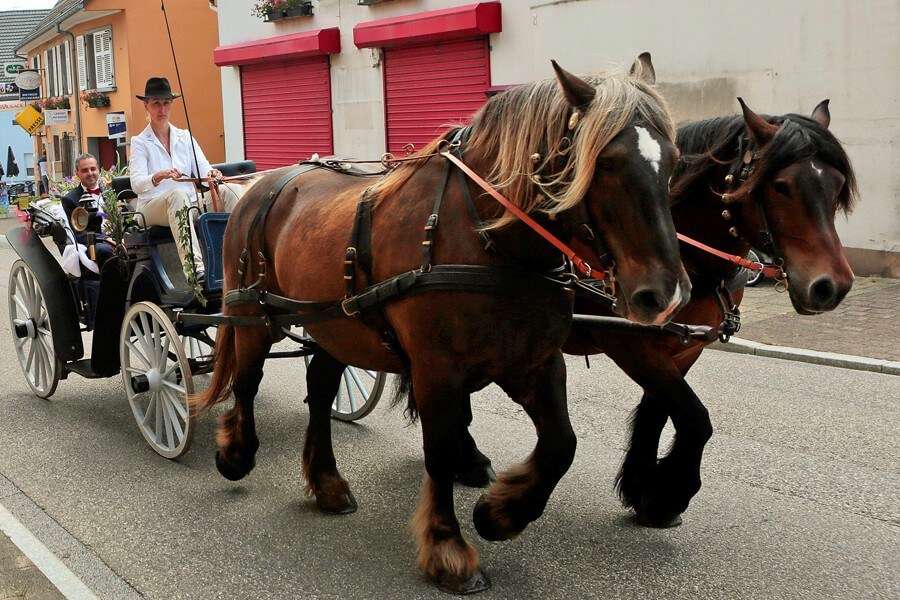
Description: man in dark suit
61,153,114,271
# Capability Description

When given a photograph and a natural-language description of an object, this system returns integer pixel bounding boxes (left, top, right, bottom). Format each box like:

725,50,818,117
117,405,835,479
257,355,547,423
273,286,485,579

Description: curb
712,337,900,376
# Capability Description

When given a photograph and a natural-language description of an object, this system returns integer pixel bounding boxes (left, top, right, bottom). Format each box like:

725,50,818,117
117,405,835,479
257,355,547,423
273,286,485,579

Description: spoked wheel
8,260,63,398
745,249,765,287
181,325,217,376
299,329,387,421
120,302,195,459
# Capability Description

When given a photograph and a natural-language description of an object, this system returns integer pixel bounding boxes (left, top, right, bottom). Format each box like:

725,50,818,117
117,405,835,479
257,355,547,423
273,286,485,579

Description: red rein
440,151,600,279
675,233,783,278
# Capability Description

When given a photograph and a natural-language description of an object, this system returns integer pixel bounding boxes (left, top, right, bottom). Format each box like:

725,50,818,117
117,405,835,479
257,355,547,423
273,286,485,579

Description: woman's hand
151,168,184,186
207,168,223,181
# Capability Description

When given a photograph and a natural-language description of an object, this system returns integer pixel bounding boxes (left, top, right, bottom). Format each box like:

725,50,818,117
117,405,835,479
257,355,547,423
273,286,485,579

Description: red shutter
383,38,490,155
241,56,333,170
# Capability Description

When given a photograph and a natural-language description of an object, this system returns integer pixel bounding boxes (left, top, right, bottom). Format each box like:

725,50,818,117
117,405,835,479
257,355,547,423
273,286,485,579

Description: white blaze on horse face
811,160,824,178
635,126,661,174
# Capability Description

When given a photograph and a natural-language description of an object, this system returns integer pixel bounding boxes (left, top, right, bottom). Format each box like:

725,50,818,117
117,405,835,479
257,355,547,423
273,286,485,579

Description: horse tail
390,371,419,423
191,324,236,414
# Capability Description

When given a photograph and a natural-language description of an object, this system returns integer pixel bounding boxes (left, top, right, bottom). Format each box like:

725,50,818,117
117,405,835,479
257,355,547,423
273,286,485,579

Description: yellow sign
15,105,44,134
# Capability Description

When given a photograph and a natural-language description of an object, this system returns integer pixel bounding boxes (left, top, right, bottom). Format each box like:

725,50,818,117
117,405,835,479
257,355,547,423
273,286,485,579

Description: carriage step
65,358,112,379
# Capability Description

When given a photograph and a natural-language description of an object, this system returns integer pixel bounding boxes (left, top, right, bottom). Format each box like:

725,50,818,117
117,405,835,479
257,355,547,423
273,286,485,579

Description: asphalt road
0,237,898,599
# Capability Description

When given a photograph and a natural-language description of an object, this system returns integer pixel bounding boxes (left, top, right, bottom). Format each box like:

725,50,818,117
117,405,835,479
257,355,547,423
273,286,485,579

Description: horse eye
597,158,615,172
772,181,791,197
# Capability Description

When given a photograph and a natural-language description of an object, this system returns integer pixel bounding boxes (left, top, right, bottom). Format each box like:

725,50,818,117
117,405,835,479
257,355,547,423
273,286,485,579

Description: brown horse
461,99,858,529
194,56,691,592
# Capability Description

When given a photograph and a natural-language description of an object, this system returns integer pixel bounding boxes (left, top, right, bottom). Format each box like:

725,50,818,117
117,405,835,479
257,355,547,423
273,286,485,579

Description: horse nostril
809,277,837,306
631,288,665,313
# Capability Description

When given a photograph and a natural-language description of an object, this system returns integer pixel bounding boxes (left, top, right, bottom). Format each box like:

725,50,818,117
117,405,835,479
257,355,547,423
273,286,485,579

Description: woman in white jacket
129,77,243,283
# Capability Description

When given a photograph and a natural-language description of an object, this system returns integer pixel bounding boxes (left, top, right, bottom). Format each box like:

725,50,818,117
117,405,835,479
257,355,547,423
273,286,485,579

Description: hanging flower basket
82,89,110,108
255,1,313,21
87,96,111,108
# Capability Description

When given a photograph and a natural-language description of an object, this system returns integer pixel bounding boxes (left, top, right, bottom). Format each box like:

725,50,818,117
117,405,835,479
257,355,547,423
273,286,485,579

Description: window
76,27,115,91
42,41,72,97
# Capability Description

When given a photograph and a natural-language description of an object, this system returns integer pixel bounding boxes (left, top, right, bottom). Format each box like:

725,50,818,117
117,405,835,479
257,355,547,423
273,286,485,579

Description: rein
439,149,603,281
675,232,782,279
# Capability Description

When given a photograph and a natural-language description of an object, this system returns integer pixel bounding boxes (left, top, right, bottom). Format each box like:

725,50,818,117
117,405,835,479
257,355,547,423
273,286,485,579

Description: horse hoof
472,495,505,542
455,464,497,489
316,491,358,515
215,451,247,481
633,509,683,529
435,567,491,595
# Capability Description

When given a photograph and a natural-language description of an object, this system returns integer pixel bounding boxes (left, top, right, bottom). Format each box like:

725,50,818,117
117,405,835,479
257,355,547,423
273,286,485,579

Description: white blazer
128,123,213,206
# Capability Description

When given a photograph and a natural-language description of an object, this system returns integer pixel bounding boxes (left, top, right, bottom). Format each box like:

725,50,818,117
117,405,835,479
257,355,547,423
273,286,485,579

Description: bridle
676,135,789,291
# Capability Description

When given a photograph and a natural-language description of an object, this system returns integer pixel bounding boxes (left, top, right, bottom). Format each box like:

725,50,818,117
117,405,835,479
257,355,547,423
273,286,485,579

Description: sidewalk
720,275,900,373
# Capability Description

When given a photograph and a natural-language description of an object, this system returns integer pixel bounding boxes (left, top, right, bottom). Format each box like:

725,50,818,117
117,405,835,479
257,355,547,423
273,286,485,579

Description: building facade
212,0,899,277
14,0,226,182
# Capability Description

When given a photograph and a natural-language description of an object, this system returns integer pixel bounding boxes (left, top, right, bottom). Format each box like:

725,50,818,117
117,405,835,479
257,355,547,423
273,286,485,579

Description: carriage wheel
745,249,765,287
181,325,217,376
299,330,387,421
8,260,63,398
120,302,195,459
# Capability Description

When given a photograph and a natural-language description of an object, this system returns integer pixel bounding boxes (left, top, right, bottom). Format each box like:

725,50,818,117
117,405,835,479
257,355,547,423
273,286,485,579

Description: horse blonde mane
371,65,675,230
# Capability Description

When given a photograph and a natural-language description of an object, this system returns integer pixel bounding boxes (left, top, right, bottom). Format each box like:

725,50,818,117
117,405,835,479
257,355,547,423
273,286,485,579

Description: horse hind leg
302,348,356,514
455,396,497,488
215,326,272,481
473,352,576,542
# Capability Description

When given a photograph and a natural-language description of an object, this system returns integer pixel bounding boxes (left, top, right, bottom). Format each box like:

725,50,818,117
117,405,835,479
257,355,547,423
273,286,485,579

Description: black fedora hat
136,77,181,101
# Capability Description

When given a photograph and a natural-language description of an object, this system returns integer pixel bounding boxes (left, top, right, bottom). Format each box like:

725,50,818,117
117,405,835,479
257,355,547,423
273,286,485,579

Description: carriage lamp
73,193,104,260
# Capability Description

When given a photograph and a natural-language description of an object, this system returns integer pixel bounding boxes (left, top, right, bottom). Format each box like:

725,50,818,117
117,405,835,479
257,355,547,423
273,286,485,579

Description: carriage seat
112,160,256,239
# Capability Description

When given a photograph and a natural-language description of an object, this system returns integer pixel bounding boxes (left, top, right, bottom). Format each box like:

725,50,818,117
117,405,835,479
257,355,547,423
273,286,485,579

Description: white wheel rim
8,261,60,398
121,302,194,458
299,328,386,421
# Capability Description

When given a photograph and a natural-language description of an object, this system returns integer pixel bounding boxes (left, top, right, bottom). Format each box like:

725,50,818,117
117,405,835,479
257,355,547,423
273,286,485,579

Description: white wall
215,0,899,265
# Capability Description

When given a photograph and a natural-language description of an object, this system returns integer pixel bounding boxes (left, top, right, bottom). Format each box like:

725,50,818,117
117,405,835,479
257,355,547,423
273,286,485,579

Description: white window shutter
63,40,72,95
93,28,115,89
43,50,49,95
76,36,87,90
53,46,62,96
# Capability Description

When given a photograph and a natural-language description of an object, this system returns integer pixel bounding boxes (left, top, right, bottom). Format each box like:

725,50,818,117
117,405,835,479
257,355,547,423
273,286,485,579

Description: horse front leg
215,326,272,481
615,392,676,526
302,348,356,514
473,351,576,541
411,375,490,594
616,363,712,528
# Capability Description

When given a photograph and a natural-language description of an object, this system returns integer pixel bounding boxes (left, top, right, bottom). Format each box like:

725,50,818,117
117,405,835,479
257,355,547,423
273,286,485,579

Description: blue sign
106,111,126,139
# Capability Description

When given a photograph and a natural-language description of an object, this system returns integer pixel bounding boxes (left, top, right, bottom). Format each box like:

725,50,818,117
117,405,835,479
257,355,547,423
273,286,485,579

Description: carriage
6,160,387,460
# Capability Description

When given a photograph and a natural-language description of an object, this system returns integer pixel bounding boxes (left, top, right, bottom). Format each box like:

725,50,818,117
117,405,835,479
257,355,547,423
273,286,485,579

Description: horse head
467,54,690,325
735,99,857,313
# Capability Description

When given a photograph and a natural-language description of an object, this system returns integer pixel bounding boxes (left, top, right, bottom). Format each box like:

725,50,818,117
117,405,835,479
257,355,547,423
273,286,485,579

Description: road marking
0,503,99,600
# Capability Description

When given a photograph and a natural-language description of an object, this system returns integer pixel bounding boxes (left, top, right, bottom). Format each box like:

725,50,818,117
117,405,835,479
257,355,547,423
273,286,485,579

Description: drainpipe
57,23,83,156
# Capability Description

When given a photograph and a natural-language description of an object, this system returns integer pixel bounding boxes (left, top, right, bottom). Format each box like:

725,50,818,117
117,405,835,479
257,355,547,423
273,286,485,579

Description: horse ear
811,99,831,129
738,97,779,146
551,60,595,110
629,52,656,84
